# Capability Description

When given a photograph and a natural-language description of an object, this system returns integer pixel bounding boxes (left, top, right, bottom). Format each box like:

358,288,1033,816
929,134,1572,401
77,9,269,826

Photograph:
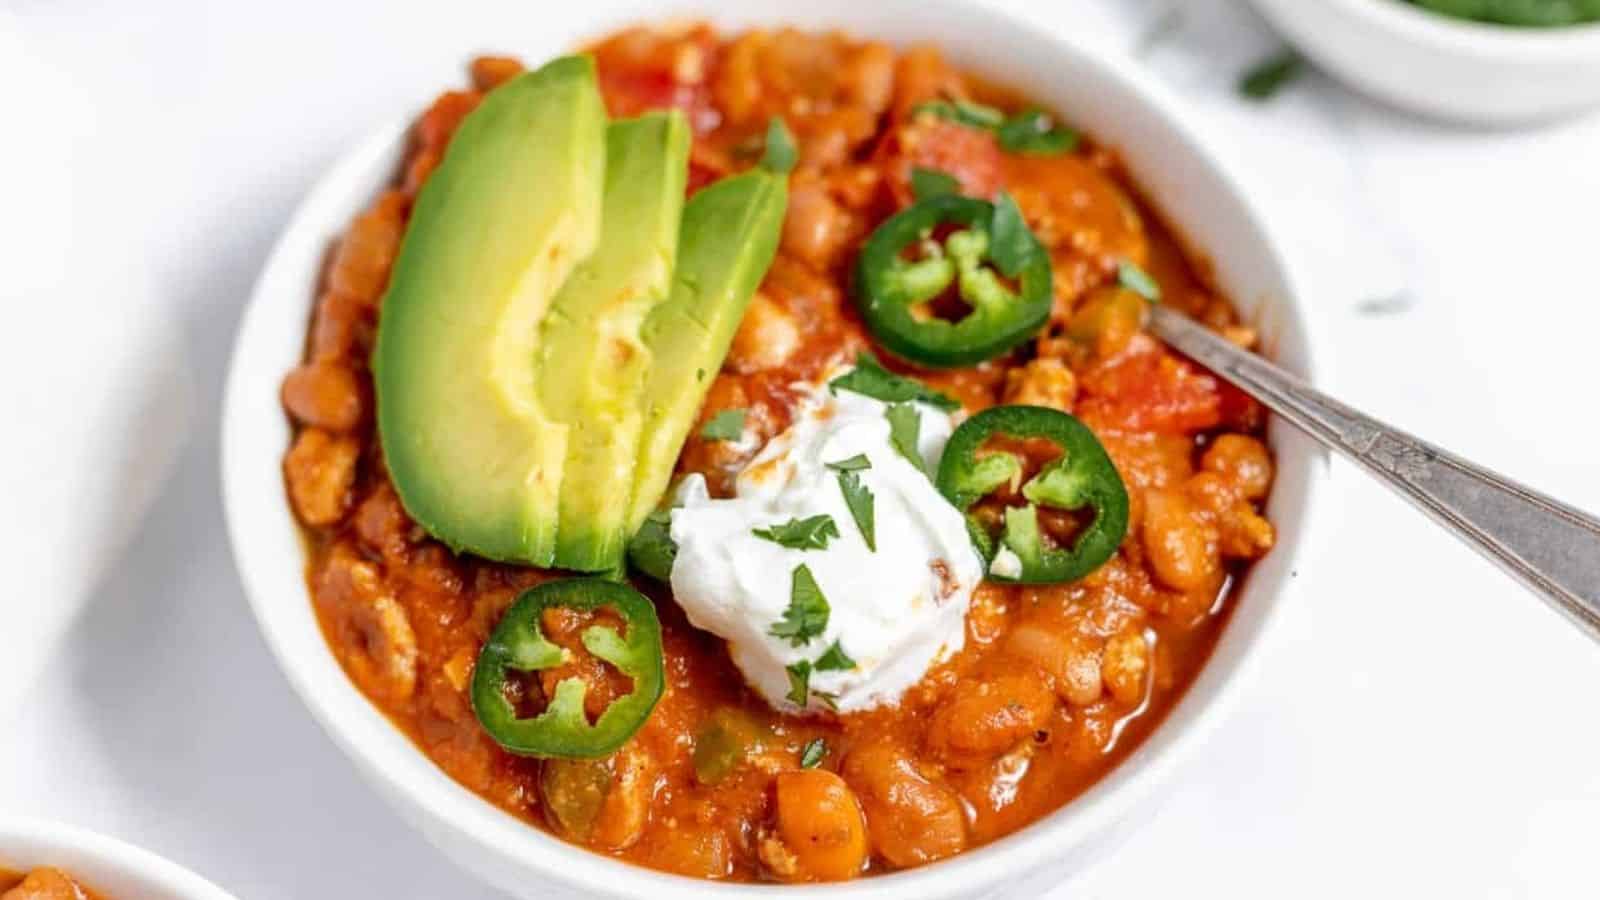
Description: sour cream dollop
668,374,985,714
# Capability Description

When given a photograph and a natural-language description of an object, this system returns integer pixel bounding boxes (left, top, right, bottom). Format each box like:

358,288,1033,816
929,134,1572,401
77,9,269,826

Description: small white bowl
0,818,237,900
222,2,1328,897
1249,0,1600,126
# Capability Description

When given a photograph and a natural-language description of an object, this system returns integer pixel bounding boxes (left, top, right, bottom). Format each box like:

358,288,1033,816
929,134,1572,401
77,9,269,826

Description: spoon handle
1148,304,1600,639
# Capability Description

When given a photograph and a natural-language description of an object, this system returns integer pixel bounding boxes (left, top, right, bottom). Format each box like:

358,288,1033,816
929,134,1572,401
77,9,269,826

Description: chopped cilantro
700,408,747,441
761,116,798,173
625,509,676,581
825,453,872,473
799,738,828,768
770,564,829,646
996,107,1080,155
835,468,876,552
987,190,1036,278
911,166,961,200
1239,51,1303,101
785,660,812,706
829,353,960,411
814,639,857,672
912,98,1006,129
886,403,928,475
753,514,840,551
1118,260,1162,303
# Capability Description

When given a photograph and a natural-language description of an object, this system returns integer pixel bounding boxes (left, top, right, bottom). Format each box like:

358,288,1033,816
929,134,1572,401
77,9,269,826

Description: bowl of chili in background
0,818,237,900
222,1,1328,897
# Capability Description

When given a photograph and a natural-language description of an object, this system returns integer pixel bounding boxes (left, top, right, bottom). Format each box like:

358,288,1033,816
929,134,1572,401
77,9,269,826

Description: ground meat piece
1002,357,1078,412
1100,629,1150,706
284,427,359,526
315,543,418,703
843,740,967,867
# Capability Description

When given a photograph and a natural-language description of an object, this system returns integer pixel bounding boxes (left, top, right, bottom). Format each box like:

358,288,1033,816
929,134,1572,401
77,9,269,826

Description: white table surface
3,1,1598,897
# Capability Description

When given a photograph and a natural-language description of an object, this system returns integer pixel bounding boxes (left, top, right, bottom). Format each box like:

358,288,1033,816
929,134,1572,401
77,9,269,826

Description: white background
2,1,1599,897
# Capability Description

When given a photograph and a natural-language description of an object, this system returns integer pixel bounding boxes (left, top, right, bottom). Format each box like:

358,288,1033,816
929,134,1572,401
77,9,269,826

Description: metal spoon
1148,304,1600,639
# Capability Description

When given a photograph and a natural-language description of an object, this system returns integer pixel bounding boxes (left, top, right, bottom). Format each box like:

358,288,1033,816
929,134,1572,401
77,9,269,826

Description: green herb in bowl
1407,0,1600,26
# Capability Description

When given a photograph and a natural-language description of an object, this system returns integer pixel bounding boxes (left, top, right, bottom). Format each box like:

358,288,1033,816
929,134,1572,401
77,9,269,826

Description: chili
936,405,1129,584
471,578,665,758
853,193,1051,368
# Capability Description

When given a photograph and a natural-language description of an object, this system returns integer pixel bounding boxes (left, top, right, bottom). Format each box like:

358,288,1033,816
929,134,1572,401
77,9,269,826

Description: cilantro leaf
814,639,856,672
826,454,872,473
836,469,876,551
752,514,840,551
700,408,747,441
996,107,1080,156
785,660,812,706
911,166,961,200
987,190,1038,278
829,353,959,411
1239,51,1303,102
1118,260,1162,302
912,98,1005,129
813,690,840,712
626,509,676,581
799,738,828,768
762,116,798,173
886,403,928,475
770,564,829,646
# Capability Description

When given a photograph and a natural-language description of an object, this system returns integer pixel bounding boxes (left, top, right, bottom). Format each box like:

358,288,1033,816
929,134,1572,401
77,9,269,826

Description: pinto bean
1140,487,1218,592
2,868,90,900
470,55,525,90
927,672,1057,759
1005,623,1103,707
781,180,856,272
329,190,405,302
765,769,868,882
281,361,364,431
308,290,370,362
1201,434,1274,501
728,291,801,373
842,741,967,867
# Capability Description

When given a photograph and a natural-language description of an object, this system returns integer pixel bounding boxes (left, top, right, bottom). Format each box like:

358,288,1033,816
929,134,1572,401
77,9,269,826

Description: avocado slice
625,171,789,532
375,56,606,565
539,112,691,572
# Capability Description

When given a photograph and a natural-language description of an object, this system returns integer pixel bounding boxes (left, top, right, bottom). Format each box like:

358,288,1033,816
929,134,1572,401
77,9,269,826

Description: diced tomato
1077,335,1222,434
598,68,718,131
1218,381,1266,432
591,27,721,133
876,117,1003,207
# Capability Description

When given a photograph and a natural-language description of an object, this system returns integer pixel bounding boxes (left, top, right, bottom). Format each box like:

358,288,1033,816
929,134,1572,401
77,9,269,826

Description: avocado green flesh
375,56,606,565
540,112,691,572
625,171,789,532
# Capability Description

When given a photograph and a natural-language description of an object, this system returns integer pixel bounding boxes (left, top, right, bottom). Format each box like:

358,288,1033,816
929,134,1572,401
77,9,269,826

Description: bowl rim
0,817,238,900
221,3,1329,897
1334,0,1600,56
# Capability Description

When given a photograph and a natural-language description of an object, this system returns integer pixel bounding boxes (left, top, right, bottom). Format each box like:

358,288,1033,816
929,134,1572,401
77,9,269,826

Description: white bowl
1248,0,1600,126
222,2,1327,897
0,818,237,900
